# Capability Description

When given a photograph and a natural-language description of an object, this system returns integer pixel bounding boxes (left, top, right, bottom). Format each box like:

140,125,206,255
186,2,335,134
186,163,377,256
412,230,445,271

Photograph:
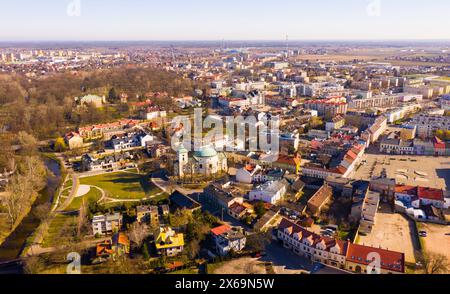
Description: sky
1,0,450,41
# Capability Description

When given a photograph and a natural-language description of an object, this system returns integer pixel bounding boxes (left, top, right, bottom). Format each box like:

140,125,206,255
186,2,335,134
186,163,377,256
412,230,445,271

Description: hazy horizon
1,0,450,42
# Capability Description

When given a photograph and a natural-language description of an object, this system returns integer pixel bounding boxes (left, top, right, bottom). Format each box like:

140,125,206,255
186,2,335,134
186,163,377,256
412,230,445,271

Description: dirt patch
419,223,450,262
76,185,91,197
358,205,419,264
212,257,267,274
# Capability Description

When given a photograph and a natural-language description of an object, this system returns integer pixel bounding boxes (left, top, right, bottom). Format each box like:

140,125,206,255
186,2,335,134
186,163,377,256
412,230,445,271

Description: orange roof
276,155,301,166
395,185,417,196
211,225,231,236
346,243,405,273
96,241,113,257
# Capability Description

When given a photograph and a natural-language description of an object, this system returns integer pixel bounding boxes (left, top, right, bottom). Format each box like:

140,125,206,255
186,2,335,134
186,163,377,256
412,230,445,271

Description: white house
92,213,122,236
249,180,287,204
236,164,262,184
210,225,247,256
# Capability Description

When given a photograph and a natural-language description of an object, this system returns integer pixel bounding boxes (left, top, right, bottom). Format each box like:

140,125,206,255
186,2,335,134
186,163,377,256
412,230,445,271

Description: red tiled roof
211,225,231,236
417,187,444,202
346,243,405,273
279,218,348,255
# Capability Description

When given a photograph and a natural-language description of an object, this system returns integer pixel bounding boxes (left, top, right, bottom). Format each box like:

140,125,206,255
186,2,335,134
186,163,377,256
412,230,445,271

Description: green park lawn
79,171,162,200
64,186,103,212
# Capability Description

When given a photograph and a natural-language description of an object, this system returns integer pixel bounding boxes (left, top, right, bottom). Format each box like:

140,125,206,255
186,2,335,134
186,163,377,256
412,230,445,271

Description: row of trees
0,132,47,230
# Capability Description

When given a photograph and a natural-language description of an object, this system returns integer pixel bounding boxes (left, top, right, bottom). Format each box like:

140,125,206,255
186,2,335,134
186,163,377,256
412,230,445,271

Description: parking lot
357,205,419,264
354,154,450,190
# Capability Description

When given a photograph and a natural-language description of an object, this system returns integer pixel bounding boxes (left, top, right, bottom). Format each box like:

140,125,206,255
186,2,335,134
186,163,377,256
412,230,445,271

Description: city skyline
1,0,450,41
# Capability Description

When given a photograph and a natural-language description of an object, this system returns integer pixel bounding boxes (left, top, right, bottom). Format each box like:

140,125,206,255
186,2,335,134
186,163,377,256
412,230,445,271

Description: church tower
177,145,189,177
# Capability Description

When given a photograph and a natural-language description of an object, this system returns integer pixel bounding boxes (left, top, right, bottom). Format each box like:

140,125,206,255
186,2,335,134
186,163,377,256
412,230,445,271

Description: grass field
0,213,10,245
79,171,162,200
42,214,77,248
64,187,103,211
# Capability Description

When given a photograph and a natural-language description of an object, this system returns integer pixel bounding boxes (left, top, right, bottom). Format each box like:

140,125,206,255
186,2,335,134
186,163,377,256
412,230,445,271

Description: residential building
379,138,414,155
210,225,247,256
358,191,380,235
277,218,349,269
92,213,122,236
249,180,288,204
154,227,184,257
303,97,348,116
345,243,404,274
408,114,450,139
64,132,84,150
78,94,106,108
236,164,262,184
395,185,445,209
136,205,169,226
307,183,333,216
203,182,245,212
325,115,345,132
96,232,130,259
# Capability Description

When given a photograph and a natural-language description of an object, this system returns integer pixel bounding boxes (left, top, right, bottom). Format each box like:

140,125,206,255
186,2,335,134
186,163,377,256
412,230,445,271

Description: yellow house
155,227,184,257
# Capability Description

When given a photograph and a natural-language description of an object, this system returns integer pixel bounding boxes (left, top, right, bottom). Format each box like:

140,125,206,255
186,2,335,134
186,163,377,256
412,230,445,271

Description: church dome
194,147,218,158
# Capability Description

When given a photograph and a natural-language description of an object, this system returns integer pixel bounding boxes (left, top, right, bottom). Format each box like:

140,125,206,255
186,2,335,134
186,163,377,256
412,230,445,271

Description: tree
54,137,67,152
1,174,33,229
108,87,118,103
16,131,38,155
77,198,89,239
309,117,324,130
254,201,267,218
169,209,192,228
142,243,150,260
418,252,449,274
246,232,271,253
186,240,201,260
128,222,149,250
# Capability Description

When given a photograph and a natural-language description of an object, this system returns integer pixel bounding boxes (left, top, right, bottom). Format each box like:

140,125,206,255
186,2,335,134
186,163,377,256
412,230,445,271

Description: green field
65,186,103,211
79,171,162,200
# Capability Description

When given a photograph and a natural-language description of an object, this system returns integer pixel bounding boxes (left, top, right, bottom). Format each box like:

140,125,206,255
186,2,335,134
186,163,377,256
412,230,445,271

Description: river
0,157,62,263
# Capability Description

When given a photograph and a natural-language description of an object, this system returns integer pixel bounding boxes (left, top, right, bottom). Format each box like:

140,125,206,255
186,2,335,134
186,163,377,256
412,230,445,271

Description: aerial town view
0,0,449,289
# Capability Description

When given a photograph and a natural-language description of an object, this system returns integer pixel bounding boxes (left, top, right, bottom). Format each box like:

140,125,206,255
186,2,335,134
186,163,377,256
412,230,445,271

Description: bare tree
77,198,89,238
187,239,201,260
128,222,149,249
418,252,449,274
1,174,32,229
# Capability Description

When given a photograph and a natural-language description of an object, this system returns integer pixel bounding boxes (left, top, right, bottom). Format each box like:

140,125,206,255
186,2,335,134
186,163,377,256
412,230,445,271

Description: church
174,145,228,177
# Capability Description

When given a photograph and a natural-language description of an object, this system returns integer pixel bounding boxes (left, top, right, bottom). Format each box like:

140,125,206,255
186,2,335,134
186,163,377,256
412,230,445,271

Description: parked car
419,231,427,237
